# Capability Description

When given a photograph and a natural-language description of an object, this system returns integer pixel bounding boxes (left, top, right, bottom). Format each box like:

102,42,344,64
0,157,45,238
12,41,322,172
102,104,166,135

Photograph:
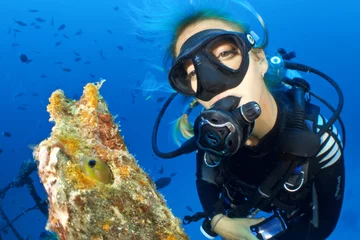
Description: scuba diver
142,1,346,240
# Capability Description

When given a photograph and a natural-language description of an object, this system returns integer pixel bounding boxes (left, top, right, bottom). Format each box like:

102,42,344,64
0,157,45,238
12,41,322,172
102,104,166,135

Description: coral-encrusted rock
33,80,189,240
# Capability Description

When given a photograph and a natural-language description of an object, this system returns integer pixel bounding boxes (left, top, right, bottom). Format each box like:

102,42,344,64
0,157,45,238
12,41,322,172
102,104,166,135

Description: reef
33,80,189,240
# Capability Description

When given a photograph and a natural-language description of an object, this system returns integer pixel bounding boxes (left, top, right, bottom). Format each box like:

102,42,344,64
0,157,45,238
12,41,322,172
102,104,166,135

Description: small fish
170,172,177,177
20,54,31,63
53,33,59,37
100,49,107,60
154,177,172,190
18,106,27,111
35,17,45,22
156,97,166,103
2,132,11,137
32,93,39,96
12,43,20,47
75,29,82,36
186,206,193,212
40,74,47,78
74,57,82,62
89,74,95,78
30,22,36,26
51,17,54,26
29,9,39,12
84,61,91,65
57,24,66,31
12,29,21,32
55,41,62,47
107,30,112,34
80,157,113,184
62,34,69,39
73,52,81,57
0,149,2,154
158,166,164,174
117,45,123,51
54,61,63,64
14,92,24,97
145,95,152,100
14,20,27,26
61,67,71,72
34,25,41,29
114,6,119,11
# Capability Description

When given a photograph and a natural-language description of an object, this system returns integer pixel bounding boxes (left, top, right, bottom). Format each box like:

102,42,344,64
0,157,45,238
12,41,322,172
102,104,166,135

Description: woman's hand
212,214,265,240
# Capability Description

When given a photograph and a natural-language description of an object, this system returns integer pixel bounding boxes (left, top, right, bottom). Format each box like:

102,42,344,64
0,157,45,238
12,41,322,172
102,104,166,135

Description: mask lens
205,35,243,71
168,57,196,96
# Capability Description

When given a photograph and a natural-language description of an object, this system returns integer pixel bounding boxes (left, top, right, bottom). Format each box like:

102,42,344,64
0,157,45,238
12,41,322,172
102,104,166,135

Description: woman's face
175,19,269,109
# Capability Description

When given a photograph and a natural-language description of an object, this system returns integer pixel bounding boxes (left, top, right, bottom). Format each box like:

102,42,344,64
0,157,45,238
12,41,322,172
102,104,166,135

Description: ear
251,49,269,76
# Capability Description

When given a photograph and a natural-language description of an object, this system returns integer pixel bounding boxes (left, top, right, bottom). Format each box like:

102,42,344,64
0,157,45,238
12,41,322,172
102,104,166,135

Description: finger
246,217,266,228
243,229,260,240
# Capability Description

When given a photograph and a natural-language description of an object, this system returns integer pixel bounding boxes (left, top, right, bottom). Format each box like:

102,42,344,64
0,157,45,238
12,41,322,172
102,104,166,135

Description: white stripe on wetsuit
316,115,343,169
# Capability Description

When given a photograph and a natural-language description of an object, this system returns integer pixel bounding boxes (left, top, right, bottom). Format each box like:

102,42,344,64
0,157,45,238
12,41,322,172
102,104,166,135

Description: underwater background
0,0,358,239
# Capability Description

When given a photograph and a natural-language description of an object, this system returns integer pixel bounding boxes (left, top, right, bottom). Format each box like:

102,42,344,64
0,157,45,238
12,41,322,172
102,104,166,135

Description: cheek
235,64,263,103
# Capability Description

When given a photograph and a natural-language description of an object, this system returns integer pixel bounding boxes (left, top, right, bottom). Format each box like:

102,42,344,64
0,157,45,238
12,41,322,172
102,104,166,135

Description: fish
186,206,193,212
2,132,11,137
61,68,72,72
53,33,59,37
0,149,2,154
12,29,21,32
107,30,112,34
100,49,107,60
29,9,39,12
63,34,69,39
34,25,41,29
75,29,82,36
30,22,36,26
58,24,66,31
73,52,81,57
14,92,24,97
54,61,63,64
154,177,172,190
35,17,45,22
117,45,123,51
156,97,166,103
74,57,82,62
14,20,27,26
114,6,119,11
55,41,62,47
80,157,113,184
84,61,91,65
20,54,31,63
158,166,164,174
12,43,20,47
51,17,54,26
40,74,47,78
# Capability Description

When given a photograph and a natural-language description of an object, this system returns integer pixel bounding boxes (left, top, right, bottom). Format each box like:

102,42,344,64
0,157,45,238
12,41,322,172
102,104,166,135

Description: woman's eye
218,49,239,59
186,70,196,81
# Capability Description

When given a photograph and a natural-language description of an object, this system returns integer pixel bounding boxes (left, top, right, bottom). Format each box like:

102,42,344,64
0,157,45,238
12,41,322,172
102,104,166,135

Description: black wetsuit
196,90,345,240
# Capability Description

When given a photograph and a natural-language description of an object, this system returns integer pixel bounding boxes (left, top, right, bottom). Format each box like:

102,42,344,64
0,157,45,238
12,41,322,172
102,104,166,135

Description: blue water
0,0,358,239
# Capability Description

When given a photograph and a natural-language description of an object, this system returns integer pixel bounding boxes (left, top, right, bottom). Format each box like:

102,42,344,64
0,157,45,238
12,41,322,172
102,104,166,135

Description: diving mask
168,29,256,101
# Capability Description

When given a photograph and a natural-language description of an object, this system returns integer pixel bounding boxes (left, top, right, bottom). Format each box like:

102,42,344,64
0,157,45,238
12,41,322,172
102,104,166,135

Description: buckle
284,171,305,192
